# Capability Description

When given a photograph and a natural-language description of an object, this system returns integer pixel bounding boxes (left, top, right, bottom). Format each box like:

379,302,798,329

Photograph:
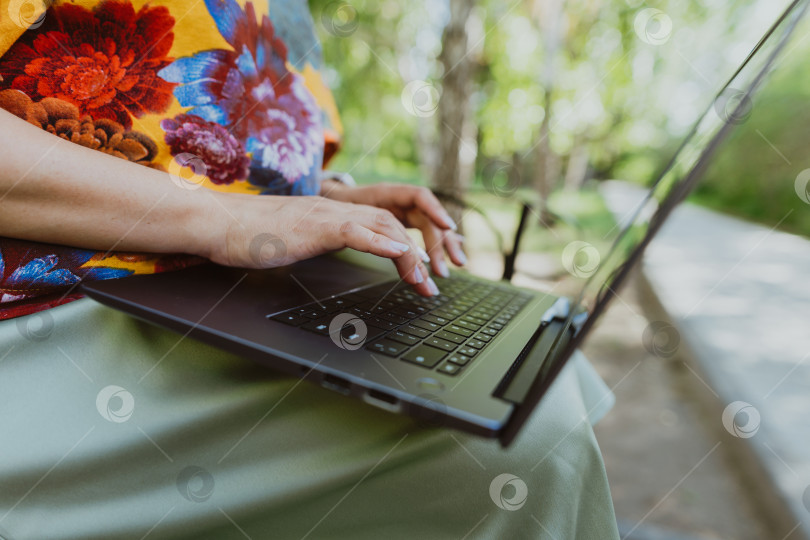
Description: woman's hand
321,181,466,278
202,193,439,297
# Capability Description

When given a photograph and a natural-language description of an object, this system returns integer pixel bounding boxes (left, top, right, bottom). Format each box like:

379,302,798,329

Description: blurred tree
432,0,477,224
308,0,805,236
531,0,564,224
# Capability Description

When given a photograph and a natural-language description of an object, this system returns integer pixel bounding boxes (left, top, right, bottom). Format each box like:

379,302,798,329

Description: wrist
319,170,356,200
184,189,227,260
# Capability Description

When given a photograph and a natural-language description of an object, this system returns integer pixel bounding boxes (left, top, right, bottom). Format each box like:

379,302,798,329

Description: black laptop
82,0,808,447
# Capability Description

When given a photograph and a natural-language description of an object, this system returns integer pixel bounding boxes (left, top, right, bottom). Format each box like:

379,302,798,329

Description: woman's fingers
406,209,449,277
444,231,467,267
381,184,457,232
332,220,412,260
347,205,439,296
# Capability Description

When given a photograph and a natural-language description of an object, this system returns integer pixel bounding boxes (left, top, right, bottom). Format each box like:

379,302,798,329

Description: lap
0,299,619,540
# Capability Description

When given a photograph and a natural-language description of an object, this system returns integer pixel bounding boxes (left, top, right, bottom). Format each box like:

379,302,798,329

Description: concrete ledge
600,181,810,540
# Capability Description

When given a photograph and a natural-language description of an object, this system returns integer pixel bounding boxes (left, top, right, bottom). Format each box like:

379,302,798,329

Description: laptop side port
321,373,351,395
363,389,402,413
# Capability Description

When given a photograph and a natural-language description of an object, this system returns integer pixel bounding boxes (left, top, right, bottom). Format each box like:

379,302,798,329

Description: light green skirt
0,298,618,539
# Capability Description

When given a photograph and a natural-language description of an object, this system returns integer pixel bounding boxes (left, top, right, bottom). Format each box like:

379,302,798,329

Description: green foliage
694,36,810,235
308,0,807,235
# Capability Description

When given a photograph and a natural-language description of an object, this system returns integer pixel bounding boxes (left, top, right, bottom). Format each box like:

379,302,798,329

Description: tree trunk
531,0,564,225
432,0,476,226
564,135,590,191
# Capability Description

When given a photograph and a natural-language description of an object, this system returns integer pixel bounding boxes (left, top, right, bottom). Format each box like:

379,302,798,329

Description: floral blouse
0,0,342,319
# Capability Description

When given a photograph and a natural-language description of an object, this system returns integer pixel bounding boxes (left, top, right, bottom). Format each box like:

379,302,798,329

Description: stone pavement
600,180,810,540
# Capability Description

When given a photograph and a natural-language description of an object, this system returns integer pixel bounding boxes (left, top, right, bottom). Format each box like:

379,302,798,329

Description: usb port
321,373,351,395
363,389,401,412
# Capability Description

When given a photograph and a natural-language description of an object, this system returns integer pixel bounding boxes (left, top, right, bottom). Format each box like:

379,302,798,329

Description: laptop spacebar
496,320,569,404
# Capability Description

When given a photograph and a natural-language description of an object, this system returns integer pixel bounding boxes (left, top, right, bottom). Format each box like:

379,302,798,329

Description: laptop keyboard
269,276,533,376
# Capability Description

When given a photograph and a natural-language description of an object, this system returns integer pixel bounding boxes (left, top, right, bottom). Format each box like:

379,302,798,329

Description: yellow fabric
0,0,343,319
0,1,48,58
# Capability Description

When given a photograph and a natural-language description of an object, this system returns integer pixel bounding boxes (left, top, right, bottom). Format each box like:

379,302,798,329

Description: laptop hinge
493,298,573,404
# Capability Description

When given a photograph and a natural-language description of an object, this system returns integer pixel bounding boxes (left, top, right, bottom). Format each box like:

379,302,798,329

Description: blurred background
309,0,810,538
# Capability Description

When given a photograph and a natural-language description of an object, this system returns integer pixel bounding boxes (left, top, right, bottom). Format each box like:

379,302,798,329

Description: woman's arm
0,109,210,256
0,109,438,296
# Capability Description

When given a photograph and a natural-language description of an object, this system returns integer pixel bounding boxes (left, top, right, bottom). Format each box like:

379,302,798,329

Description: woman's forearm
0,109,214,256
0,109,445,296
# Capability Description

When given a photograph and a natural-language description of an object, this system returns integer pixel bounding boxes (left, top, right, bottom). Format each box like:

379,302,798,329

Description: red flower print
161,114,250,185
0,1,177,129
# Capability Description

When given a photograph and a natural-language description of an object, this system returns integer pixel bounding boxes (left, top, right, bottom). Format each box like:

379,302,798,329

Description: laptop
81,0,809,447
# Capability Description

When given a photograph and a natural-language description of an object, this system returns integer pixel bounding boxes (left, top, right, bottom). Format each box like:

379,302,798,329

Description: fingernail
456,249,467,265
390,241,410,253
436,259,449,278
442,214,457,230
412,266,424,284
427,277,440,296
418,247,431,263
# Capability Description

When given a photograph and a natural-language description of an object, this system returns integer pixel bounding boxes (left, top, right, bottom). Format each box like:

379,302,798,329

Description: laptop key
412,319,440,332
339,293,366,304
386,331,421,346
401,324,431,339
421,314,450,326
455,320,480,331
425,337,457,352
392,307,421,319
433,308,464,319
366,339,410,357
401,345,446,368
445,324,473,338
481,327,498,336
301,319,332,335
447,354,471,366
366,317,396,330
462,315,488,326
435,330,465,344
457,346,478,356
380,312,409,325
270,313,306,326
466,339,487,350
474,333,492,342
437,362,461,375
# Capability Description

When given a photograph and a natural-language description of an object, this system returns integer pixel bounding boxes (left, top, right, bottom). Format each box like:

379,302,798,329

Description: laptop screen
503,0,810,442
569,0,809,328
